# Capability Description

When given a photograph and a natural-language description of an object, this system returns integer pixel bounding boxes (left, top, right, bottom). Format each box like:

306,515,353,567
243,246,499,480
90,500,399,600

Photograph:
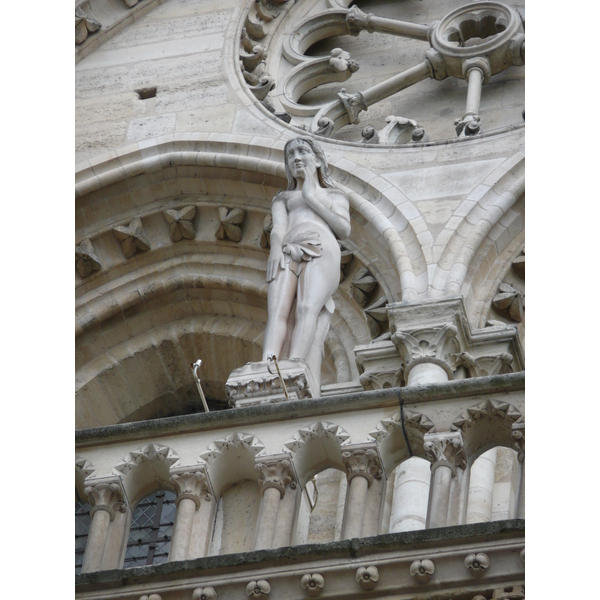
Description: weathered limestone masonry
76,0,525,598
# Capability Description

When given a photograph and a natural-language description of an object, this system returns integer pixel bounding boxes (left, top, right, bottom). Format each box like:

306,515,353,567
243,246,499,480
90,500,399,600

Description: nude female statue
262,137,351,363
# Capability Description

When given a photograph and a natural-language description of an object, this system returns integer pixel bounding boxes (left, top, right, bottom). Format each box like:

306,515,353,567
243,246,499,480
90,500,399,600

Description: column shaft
426,465,453,528
466,448,498,523
81,509,111,573
517,460,525,518
271,486,297,548
465,67,483,116
406,362,449,386
254,487,282,550
341,476,369,539
169,497,197,561
390,458,430,533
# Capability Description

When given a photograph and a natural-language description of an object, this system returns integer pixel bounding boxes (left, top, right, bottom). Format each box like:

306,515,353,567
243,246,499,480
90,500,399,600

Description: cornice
75,371,524,447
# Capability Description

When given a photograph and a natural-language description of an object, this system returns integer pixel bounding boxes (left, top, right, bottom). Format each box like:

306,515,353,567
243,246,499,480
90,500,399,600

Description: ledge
76,371,524,446
76,519,524,589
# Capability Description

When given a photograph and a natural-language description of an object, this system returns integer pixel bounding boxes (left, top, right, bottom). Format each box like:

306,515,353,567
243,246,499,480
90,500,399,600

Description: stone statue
225,137,351,406
262,137,351,363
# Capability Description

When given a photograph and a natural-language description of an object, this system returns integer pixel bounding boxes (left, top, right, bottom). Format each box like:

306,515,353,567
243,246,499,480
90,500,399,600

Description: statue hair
284,137,336,190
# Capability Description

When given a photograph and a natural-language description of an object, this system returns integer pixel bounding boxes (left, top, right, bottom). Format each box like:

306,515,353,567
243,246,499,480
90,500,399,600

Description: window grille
124,489,176,568
75,498,91,574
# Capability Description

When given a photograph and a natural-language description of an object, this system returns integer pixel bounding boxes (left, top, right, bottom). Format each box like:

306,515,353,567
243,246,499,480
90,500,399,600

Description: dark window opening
124,489,176,568
75,494,91,574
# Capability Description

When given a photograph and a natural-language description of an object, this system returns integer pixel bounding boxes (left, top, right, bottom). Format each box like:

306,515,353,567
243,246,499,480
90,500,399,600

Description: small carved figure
262,137,351,362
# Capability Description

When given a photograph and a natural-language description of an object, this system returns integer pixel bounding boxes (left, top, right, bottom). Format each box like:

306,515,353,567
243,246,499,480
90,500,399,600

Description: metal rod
266,354,290,402
190,360,210,413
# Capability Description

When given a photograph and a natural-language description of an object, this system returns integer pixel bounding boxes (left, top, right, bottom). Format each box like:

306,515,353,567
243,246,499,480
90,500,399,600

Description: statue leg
262,267,297,361
288,256,339,360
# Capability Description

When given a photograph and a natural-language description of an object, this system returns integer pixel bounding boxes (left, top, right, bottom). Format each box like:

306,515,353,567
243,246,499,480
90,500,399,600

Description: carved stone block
225,359,319,407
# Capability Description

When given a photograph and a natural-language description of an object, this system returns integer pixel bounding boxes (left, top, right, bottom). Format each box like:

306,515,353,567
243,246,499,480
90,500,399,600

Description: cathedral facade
75,1,525,598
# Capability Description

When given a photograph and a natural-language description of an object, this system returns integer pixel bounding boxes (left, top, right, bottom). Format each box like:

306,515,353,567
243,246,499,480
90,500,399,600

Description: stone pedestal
225,359,319,407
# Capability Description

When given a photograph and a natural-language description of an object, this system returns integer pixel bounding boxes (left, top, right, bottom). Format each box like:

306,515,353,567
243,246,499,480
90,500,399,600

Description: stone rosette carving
192,587,217,600
255,456,296,496
356,566,379,590
139,596,161,600
423,431,467,472
246,580,270,598
75,7,101,45
341,444,383,486
170,470,212,507
75,239,101,278
163,206,196,241
301,573,324,597
492,282,524,323
409,559,434,584
464,552,490,576
491,586,525,599
76,456,96,479
113,218,151,258
216,207,246,242
84,482,126,520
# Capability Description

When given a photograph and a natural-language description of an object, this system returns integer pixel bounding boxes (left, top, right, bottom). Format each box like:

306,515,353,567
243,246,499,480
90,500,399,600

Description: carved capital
170,470,212,509
391,323,460,379
84,481,126,520
512,421,525,463
423,431,466,473
346,6,375,36
337,89,367,125
255,455,296,496
341,443,383,486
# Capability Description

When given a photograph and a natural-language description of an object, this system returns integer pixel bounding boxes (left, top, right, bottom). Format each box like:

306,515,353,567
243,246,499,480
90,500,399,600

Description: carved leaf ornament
75,239,101,277
75,8,101,45
192,587,218,600
301,573,325,597
163,206,196,241
356,566,379,590
246,580,270,598
409,558,435,584
216,207,246,242
113,218,150,258
492,282,524,322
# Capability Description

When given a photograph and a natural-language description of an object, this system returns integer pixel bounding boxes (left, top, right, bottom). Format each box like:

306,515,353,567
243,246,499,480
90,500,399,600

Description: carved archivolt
199,432,266,465
76,455,96,479
283,421,351,455
113,443,180,476
451,399,522,433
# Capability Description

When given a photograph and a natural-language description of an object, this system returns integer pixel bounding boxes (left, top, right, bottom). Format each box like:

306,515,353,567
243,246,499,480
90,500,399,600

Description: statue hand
266,248,284,282
302,166,318,201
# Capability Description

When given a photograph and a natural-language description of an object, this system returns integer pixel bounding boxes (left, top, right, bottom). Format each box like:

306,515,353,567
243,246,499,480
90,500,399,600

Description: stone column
389,457,431,533
423,432,467,529
340,444,383,539
512,421,525,519
254,455,296,550
169,470,213,562
466,448,498,524
81,482,126,573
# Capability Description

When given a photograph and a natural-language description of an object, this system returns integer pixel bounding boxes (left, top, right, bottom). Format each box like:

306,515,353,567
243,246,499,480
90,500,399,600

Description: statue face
286,141,319,180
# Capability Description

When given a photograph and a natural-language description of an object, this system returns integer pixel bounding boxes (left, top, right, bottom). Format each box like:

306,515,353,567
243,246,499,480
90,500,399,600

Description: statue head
284,137,335,190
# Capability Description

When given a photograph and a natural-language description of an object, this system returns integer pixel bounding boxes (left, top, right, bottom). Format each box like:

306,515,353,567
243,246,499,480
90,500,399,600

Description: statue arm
266,194,288,282
305,187,351,240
